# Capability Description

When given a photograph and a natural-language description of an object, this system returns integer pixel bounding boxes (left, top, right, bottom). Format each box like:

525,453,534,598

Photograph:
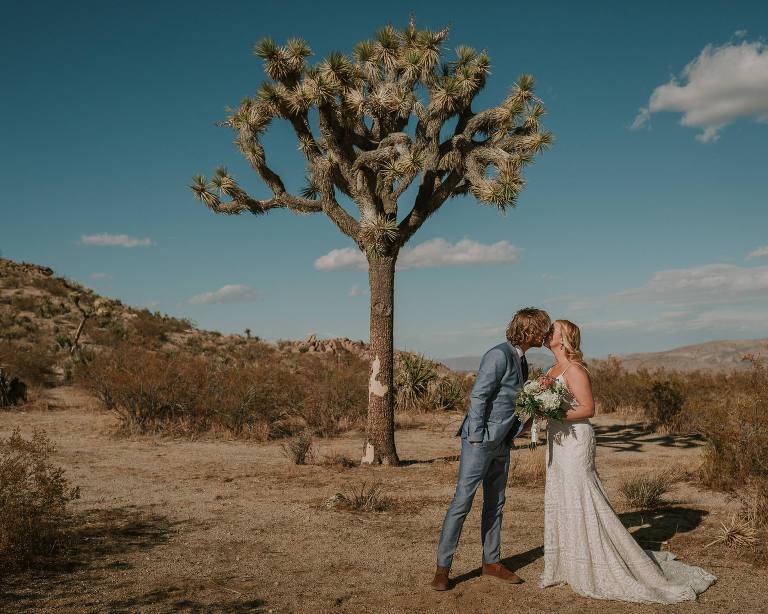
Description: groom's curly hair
506,307,552,346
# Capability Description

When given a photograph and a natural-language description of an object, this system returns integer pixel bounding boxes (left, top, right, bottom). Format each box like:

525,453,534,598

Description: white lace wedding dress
539,371,716,603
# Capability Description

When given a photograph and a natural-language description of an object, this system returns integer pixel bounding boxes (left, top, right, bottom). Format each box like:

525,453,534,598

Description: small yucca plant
395,352,437,411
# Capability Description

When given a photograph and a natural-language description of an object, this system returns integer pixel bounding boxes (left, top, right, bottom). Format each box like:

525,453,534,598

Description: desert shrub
642,380,686,426
589,357,648,414
422,374,469,412
85,317,128,348
75,343,368,439
687,356,768,491
281,431,314,465
619,471,676,509
395,353,472,413
10,294,39,313
31,276,71,297
0,341,58,386
129,309,192,344
0,428,80,568
589,358,690,426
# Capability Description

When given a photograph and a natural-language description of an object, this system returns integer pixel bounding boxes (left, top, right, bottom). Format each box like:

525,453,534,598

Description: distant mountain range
607,338,768,373
439,338,768,373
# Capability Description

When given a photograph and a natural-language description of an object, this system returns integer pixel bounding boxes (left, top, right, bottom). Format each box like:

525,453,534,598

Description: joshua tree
190,19,552,465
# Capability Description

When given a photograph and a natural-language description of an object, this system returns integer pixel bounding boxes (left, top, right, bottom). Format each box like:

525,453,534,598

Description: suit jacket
456,341,525,445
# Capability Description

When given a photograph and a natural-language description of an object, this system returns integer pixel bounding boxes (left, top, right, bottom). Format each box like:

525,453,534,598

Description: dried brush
704,515,758,549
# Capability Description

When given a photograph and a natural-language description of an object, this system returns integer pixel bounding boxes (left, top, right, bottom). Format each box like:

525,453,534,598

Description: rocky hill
0,257,449,387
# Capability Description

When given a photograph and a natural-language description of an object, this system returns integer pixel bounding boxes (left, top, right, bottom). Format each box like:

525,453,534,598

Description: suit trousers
436,437,511,568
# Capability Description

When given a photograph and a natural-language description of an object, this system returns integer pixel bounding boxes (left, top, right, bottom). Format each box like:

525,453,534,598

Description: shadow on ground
0,505,178,611
594,422,704,453
450,506,708,588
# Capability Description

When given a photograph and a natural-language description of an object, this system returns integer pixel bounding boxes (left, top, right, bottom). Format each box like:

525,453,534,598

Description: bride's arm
563,365,595,420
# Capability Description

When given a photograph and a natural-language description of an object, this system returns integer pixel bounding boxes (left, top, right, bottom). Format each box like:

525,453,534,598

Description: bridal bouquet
515,376,573,446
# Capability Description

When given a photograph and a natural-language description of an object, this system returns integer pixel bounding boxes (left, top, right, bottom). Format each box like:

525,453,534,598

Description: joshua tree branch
397,169,463,245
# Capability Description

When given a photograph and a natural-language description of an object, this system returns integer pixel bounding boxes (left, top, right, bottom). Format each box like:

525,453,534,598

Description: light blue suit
436,341,526,568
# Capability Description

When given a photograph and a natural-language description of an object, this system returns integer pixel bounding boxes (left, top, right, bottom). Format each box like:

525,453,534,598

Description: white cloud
631,40,768,142
582,309,768,335
400,238,522,269
348,284,367,297
315,248,367,272
80,233,155,247
615,264,768,304
747,246,768,260
90,272,111,280
681,309,768,331
186,284,259,305
314,238,523,272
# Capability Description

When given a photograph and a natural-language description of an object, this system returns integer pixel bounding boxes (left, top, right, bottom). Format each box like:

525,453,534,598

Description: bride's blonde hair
556,319,586,365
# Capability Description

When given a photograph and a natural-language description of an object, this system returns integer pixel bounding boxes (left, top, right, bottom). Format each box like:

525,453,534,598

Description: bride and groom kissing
431,308,716,604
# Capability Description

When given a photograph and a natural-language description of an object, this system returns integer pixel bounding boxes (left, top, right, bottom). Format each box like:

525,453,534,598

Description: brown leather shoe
481,562,523,584
430,565,451,591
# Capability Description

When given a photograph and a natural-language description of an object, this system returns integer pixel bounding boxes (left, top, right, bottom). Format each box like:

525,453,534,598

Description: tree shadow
400,455,460,466
593,422,704,453
0,505,179,610
450,506,708,588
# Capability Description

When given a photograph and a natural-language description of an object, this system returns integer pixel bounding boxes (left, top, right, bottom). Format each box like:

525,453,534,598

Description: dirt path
0,387,761,613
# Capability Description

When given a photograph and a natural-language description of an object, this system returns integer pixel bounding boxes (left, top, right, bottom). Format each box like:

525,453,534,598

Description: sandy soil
0,387,763,613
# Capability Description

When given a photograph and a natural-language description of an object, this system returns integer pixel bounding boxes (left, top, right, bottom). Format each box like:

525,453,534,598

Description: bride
538,319,716,603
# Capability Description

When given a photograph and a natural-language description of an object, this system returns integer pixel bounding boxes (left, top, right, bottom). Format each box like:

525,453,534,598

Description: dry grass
319,452,357,469
394,412,425,430
507,446,546,487
329,482,393,512
4,398,768,611
619,471,677,510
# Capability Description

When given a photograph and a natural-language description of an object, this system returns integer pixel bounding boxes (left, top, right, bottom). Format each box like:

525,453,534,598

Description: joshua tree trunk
362,254,399,465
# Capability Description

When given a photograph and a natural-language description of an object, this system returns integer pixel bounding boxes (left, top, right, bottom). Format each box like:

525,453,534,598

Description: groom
430,307,552,591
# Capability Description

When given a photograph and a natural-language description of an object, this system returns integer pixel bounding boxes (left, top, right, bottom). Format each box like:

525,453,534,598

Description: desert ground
1,387,763,614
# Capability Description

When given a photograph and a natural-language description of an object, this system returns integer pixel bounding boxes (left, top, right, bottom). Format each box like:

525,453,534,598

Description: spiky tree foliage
191,19,552,465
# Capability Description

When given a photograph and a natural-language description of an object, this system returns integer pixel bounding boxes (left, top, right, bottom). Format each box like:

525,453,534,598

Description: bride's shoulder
567,362,592,382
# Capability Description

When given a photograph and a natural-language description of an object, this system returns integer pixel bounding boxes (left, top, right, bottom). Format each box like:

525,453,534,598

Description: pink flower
539,376,555,387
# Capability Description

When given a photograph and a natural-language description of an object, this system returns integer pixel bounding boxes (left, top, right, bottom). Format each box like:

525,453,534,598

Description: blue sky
2,0,767,359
